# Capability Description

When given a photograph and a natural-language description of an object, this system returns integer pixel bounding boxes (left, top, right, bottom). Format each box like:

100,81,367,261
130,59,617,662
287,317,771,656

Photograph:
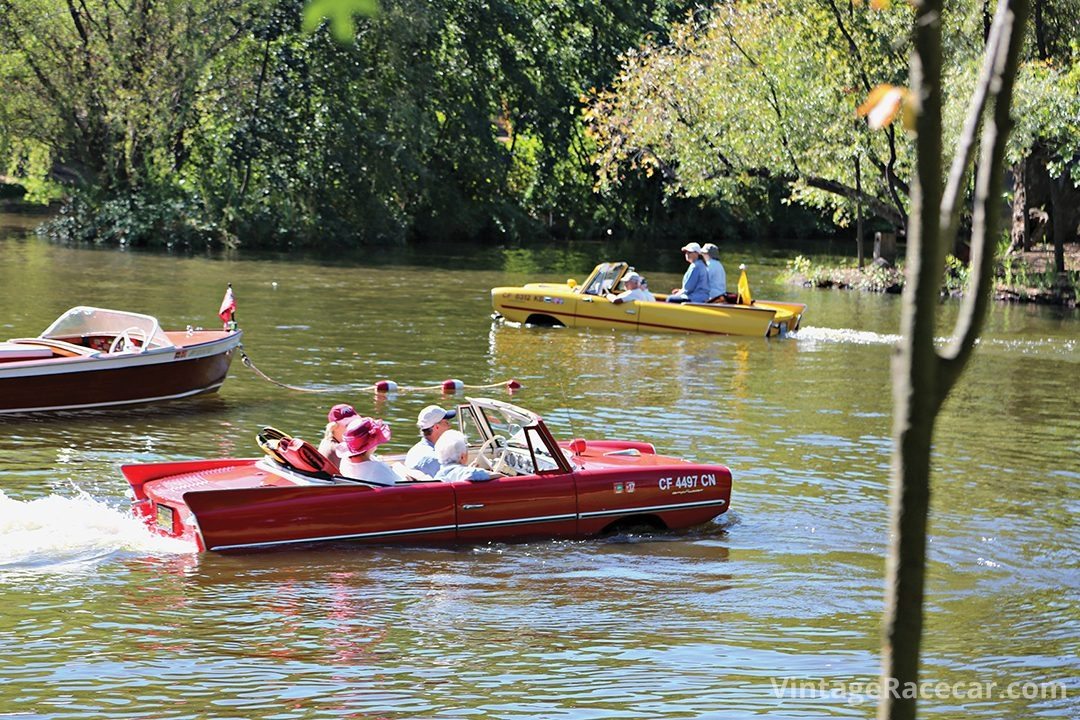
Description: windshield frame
578,262,629,296
462,397,572,474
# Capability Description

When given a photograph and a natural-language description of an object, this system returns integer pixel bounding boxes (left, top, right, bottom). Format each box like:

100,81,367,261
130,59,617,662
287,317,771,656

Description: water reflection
0,225,1076,719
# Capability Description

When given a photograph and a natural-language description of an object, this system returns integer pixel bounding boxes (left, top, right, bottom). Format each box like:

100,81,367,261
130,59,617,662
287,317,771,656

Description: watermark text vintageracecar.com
770,677,1070,706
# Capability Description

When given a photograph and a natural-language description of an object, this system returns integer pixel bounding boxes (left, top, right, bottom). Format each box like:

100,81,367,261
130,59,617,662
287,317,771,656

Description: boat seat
6,337,101,358
0,342,55,361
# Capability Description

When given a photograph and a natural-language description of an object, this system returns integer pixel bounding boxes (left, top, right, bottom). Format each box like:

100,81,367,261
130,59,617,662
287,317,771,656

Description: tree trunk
857,155,865,269
1048,174,1067,276
1008,161,1026,253
878,1,1028,719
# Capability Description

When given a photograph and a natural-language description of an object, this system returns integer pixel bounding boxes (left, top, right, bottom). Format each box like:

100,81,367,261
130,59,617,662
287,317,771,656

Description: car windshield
580,262,627,296
480,404,534,442
478,402,578,472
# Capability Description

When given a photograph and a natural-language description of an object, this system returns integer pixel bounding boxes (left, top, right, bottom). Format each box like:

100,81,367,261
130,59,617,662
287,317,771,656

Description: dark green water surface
0,222,1077,719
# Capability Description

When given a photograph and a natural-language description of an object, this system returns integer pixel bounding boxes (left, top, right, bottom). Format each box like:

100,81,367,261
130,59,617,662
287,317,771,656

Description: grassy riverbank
782,243,1080,307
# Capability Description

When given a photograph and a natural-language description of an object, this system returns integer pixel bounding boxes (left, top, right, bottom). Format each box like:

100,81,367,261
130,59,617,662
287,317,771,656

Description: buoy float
441,378,464,393
506,379,522,391
374,380,399,393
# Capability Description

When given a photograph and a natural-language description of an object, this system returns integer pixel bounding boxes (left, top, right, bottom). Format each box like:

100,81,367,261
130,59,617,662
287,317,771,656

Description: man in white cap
667,242,710,303
611,271,655,304
405,405,458,476
702,242,727,300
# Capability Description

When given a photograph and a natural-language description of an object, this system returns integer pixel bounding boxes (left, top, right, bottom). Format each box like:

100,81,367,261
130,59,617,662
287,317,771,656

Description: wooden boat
122,398,732,552
0,306,242,414
492,261,806,337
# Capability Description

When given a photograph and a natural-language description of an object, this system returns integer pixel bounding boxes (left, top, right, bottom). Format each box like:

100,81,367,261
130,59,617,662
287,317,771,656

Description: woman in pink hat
336,416,397,486
318,403,358,470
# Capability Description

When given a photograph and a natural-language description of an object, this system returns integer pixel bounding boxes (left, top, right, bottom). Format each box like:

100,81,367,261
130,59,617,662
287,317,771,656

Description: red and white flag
218,285,236,325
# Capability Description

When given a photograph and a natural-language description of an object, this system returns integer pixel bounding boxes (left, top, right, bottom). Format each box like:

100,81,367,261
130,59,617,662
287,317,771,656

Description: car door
452,469,578,543
571,262,639,330
452,412,578,542
573,293,641,331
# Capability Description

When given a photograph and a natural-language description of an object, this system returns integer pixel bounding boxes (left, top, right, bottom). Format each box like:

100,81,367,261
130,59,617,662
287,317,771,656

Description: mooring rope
239,346,521,394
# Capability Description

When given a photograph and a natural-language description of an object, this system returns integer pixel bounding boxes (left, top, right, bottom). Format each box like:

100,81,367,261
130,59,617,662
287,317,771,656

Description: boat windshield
40,307,173,349
579,262,628,296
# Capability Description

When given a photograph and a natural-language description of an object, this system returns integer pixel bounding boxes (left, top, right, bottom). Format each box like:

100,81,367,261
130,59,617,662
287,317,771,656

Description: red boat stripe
497,304,773,336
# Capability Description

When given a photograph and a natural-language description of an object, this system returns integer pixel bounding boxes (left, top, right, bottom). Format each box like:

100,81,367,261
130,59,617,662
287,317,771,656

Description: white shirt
338,457,398,486
433,462,494,482
612,287,655,303
405,438,441,476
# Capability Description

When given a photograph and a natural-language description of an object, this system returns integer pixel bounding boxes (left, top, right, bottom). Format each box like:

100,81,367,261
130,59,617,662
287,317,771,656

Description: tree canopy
585,0,1079,236
0,0,695,246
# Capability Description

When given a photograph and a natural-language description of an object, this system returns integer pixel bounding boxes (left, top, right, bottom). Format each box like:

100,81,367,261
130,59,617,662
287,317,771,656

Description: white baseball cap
680,242,703,253
624,272,642,284
417,405,458,430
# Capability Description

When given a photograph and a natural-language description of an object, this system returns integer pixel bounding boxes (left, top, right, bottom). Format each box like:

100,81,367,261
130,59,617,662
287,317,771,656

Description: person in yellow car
611,272,655,304
667,242,710,303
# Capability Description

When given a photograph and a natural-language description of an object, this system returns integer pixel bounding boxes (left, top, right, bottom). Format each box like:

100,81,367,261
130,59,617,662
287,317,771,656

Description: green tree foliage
586,0,1078,237
0,0,695,247
0,0,260,240
586,1,917,231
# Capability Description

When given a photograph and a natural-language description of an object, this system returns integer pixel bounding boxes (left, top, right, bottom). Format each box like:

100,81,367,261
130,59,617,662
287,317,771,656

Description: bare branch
937,0,1008,249
939,0,1029,396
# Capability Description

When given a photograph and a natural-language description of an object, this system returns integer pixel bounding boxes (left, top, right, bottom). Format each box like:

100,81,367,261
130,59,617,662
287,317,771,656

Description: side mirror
567,278,578,289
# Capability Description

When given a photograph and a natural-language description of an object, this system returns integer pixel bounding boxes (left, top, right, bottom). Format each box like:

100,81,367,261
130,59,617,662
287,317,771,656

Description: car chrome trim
457,513,578,530
579,498,728,519
209,523,459,551
209,498,728,550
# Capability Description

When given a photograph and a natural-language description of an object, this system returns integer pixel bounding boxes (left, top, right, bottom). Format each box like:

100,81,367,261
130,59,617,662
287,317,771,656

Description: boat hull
492,284,804,337
0,331,241,414
124,452,731,552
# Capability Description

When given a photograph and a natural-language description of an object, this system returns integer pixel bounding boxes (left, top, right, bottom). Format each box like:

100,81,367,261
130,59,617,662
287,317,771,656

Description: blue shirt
434,462,494,482
681,259,710,303
405,438,441,477
706,259,726,298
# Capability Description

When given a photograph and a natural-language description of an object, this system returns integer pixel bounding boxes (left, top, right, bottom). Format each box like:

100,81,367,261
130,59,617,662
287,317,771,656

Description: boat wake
791,326,901,345
794,326,1078,359
0,490,194,572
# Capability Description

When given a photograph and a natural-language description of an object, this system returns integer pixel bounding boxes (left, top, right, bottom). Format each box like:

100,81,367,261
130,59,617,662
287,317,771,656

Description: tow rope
239,345,522,394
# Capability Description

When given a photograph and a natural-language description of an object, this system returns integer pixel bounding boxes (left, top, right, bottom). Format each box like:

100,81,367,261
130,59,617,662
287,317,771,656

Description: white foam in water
791,326,901,346
0,490,195,569
794,327,1079,358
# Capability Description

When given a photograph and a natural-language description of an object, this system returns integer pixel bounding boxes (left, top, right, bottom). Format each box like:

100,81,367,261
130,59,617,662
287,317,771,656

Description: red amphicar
0,306,241,414
123,398,732,552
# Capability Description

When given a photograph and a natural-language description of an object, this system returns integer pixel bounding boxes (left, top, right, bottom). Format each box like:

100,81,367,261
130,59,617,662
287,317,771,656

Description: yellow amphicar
491,261,806,338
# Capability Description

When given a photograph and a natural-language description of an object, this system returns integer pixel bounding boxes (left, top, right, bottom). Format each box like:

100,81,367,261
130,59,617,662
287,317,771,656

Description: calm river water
0,219,1077,719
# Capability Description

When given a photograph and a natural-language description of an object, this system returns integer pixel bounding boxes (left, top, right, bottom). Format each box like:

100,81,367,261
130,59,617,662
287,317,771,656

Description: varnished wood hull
0,331,241,414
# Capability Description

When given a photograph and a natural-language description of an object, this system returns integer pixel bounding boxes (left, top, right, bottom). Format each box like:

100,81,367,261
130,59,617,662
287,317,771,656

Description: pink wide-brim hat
327,403,357,424
337,416,392,457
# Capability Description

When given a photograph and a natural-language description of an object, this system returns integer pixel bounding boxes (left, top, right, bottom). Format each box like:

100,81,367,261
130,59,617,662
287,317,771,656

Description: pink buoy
375,380,398,393
441,378,464,392
506,379,522,390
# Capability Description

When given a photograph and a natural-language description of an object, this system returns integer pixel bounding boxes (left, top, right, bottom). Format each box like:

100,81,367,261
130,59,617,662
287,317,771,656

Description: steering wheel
470,435,508,471
108,326,147,354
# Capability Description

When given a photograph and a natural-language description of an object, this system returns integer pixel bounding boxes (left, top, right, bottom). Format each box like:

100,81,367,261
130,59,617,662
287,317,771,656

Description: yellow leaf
857,84,908,130
870,0,891,9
